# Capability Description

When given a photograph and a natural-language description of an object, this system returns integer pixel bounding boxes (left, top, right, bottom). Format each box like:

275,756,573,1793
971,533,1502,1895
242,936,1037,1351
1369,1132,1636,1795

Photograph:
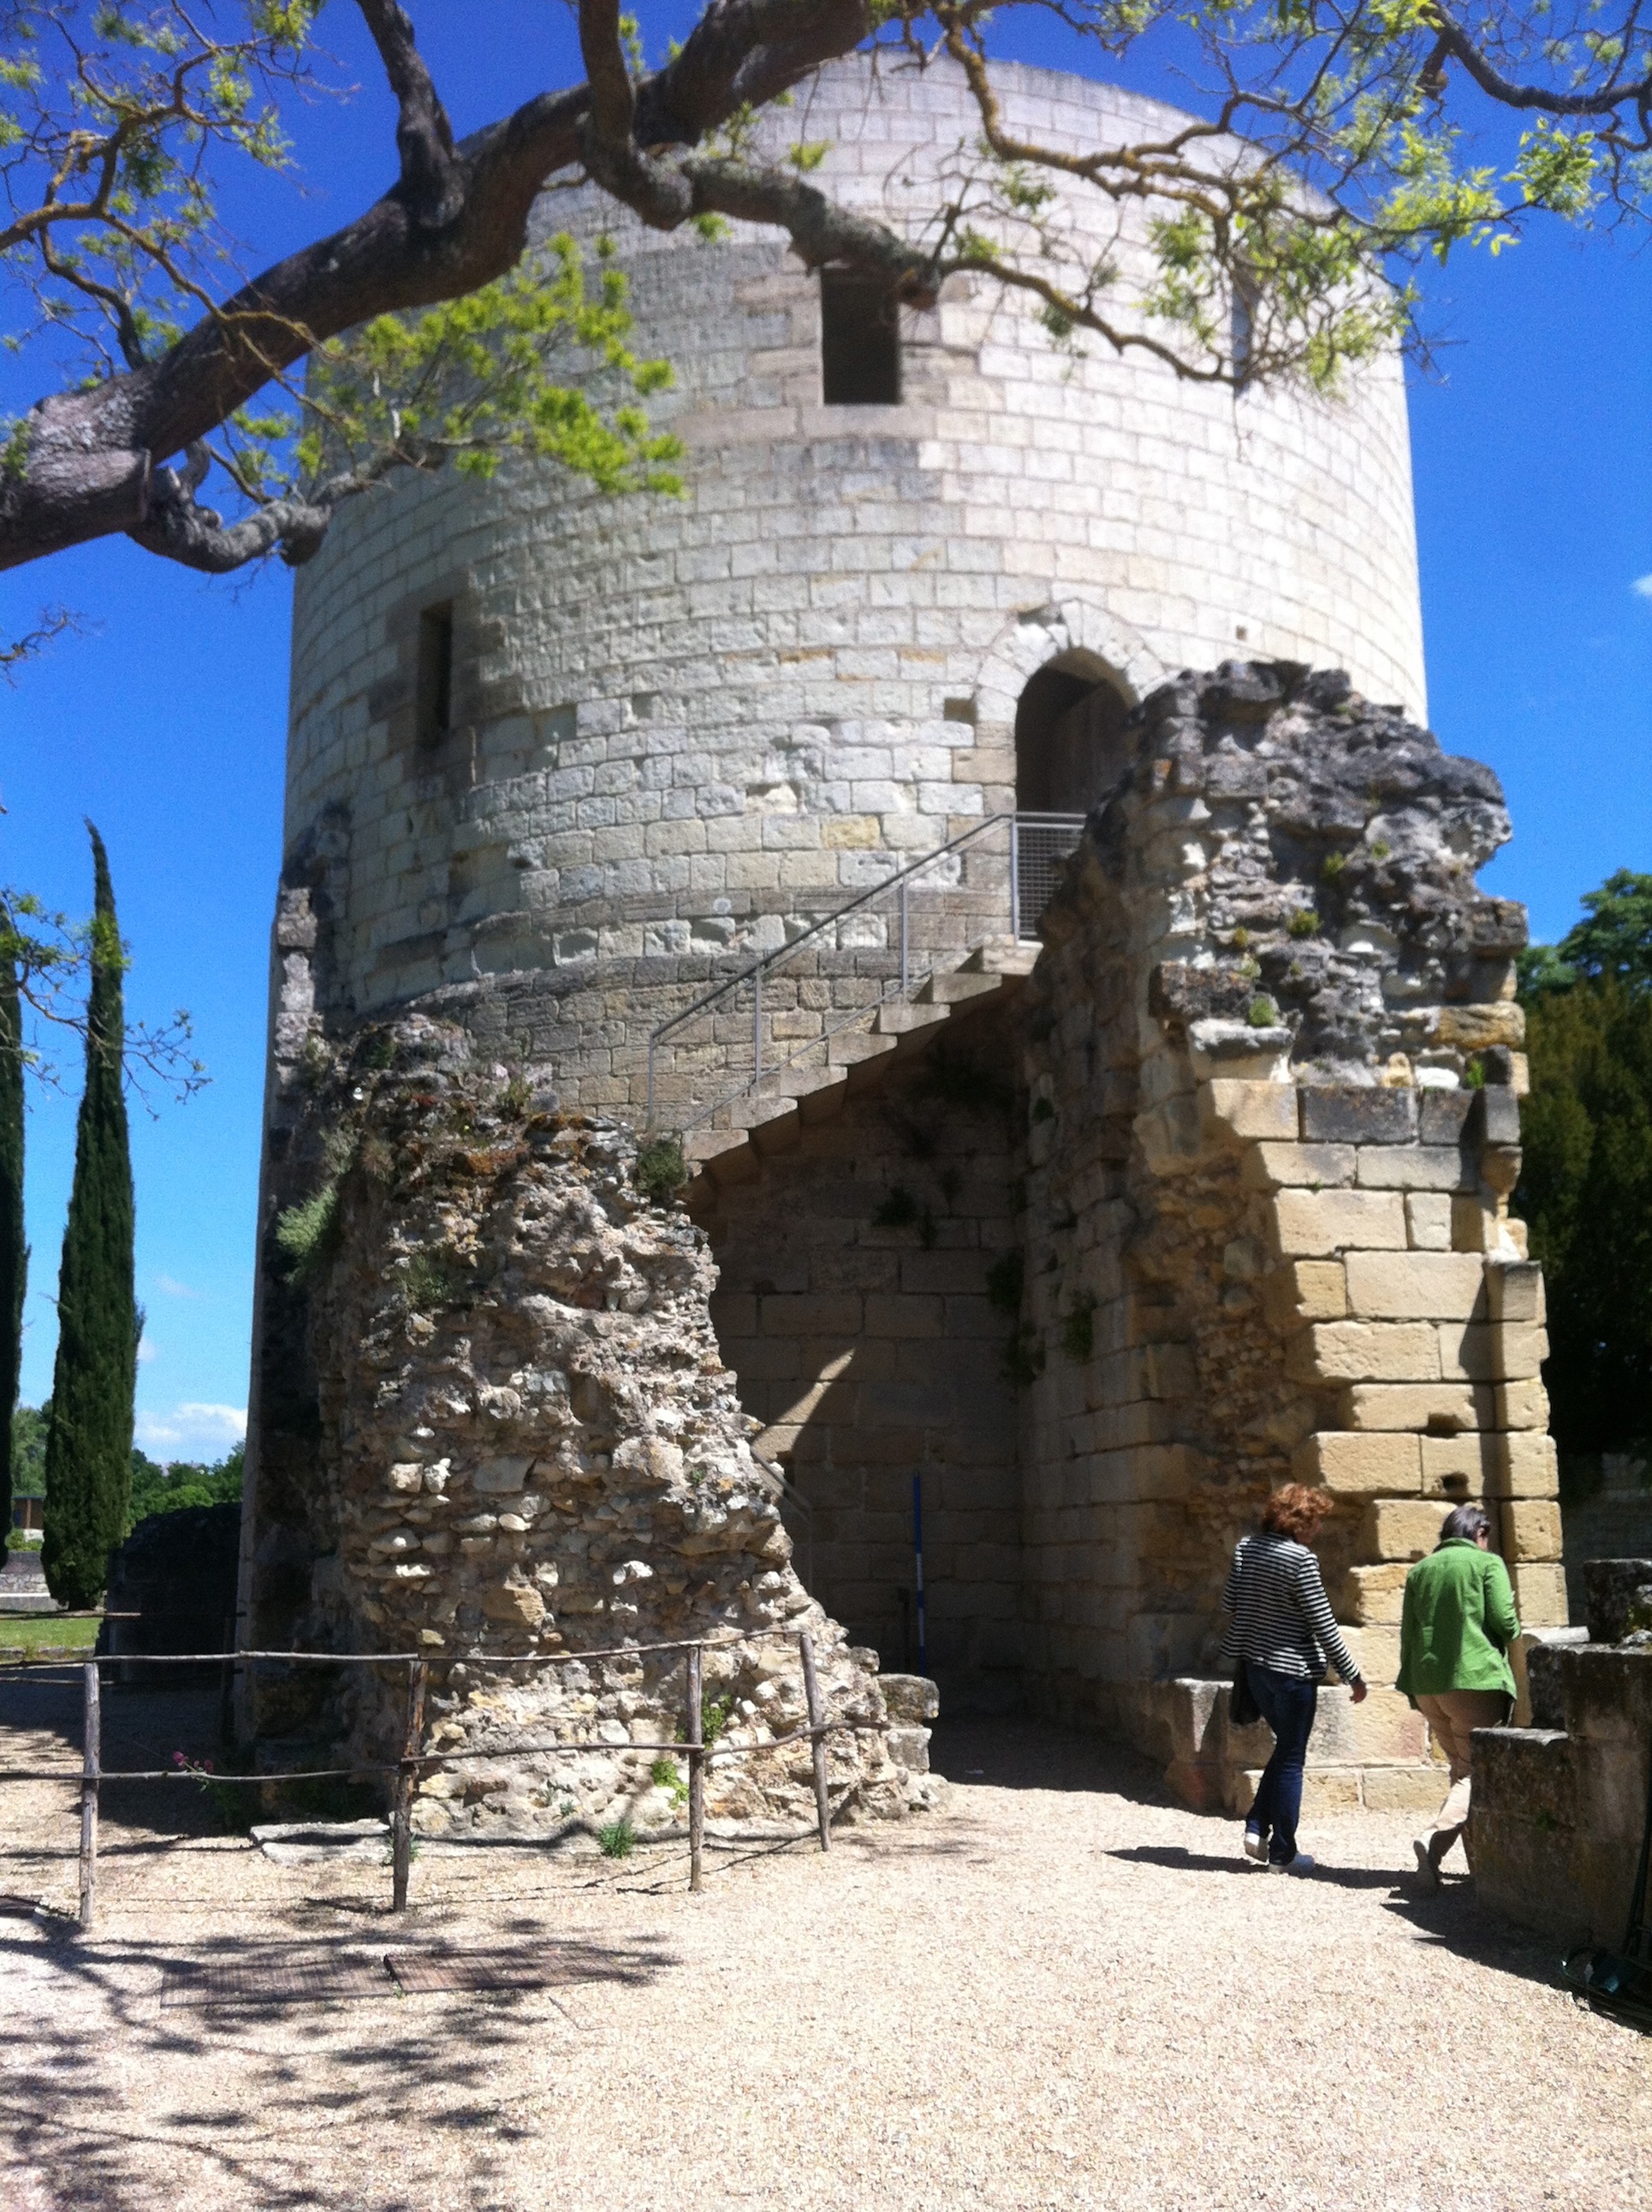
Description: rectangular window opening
416,603,455,746
821,271,900,407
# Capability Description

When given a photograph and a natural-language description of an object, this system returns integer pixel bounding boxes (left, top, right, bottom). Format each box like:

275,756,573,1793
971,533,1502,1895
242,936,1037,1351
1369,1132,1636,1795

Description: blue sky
0,9,1647,1455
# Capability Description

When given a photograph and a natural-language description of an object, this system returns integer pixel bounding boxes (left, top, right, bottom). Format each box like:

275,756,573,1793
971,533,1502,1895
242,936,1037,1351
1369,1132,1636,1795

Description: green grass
0,1613,101,1656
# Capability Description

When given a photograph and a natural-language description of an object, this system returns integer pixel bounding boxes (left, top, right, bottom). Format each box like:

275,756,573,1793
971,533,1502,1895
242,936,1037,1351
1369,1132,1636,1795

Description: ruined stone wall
1009,663,1564,1803
245,659,1567,1818
689,994,1025,1707
241,1017,933,1837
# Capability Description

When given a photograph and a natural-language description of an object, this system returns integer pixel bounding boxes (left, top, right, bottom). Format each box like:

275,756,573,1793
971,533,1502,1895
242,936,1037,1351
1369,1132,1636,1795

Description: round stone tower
280,52,1426,1115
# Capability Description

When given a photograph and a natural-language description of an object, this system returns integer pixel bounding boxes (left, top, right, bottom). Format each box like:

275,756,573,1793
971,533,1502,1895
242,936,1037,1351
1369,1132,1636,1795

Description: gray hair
1439,1504,1492,1547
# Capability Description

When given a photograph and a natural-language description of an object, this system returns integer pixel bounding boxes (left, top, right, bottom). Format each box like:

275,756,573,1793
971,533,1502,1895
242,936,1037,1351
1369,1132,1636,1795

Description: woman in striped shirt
1219,1484,1368,1872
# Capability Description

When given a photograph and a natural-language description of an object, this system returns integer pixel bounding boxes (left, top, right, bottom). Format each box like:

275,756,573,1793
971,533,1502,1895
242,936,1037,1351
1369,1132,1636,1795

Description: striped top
1219,1533,1364,1686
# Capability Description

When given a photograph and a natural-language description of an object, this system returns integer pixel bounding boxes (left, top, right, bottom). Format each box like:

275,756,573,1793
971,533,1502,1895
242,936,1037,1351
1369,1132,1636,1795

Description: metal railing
1,1624,873,1925
645,812,1083,1133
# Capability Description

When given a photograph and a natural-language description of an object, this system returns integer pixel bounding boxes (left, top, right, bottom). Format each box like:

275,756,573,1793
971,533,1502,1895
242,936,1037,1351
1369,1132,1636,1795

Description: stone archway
1013,654,1133,816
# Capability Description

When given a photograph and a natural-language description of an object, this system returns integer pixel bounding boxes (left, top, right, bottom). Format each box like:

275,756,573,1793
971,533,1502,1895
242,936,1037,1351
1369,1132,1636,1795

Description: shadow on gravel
1107,1841,1409,1889
1378,1888,1572,1996
2,1918,676,2212
930,1715,1173,1804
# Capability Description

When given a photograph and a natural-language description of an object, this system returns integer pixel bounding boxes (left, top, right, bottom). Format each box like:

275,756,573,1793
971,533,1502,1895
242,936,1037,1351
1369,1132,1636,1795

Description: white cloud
135,1401,247,1460
1633,574,1652,602
154,1272,202,1299
136,1334,157,1366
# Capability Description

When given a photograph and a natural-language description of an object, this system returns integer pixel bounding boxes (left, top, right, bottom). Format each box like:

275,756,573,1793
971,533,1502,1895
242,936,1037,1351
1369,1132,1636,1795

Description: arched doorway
1014,652,1132,815
1011,654,1132,936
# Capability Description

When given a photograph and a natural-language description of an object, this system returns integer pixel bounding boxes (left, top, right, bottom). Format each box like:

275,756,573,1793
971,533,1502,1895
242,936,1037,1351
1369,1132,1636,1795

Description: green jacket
1396,1539,1521,1703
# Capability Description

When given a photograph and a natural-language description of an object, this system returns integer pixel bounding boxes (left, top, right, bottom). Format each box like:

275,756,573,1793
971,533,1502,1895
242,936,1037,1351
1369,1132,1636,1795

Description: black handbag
1230,1662,1262,1729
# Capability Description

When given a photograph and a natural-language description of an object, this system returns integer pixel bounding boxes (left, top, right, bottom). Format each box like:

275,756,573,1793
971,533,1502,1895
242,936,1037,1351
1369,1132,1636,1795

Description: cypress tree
41,826,136,1608
0,905,23,1547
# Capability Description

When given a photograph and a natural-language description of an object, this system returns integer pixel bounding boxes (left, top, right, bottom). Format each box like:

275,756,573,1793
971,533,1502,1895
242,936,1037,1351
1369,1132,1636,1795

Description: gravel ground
1,1668,1647,2212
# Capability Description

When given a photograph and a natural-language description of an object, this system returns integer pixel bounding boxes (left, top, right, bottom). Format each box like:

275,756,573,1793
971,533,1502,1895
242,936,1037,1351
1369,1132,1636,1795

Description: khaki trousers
1417,1688,1512,1867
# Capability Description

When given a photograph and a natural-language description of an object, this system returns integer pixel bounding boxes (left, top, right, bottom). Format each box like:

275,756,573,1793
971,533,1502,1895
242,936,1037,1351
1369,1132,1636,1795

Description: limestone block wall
279,55,1425,1113
689,993,1025,1704
670,662,1566,1805
1004,663,1565,1802
1475,1561,1652,1947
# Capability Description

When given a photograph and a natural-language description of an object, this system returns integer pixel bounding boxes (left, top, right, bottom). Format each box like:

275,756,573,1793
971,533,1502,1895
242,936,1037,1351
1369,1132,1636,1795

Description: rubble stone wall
240,1018,934,1838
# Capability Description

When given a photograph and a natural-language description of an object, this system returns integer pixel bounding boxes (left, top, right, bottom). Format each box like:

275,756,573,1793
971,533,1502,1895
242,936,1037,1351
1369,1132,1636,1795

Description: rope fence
0,1625,859,1928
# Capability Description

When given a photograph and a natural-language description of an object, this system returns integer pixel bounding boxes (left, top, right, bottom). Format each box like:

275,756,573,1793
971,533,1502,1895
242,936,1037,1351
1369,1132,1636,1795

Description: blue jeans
1244,1662,1318,1865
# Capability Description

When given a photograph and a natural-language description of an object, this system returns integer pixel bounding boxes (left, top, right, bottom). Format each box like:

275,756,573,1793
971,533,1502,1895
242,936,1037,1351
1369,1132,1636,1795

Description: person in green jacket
1396,1504,1521,1888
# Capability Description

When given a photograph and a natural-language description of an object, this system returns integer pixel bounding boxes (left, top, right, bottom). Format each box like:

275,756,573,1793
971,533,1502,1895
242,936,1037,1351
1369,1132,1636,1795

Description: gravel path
1,1671,1647,2211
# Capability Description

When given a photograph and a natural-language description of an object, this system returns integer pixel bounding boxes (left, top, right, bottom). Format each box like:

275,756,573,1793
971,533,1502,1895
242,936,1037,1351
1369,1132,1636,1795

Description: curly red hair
1260,1483,1336,1543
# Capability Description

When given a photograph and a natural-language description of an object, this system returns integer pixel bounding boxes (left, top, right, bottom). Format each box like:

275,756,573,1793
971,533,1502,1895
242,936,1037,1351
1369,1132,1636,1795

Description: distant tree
127,1442,244,1528
1517,871,1652,1000
1515,871,1652,1458
0,913,25,1543
41,827,137,1608
10,1401,48,1498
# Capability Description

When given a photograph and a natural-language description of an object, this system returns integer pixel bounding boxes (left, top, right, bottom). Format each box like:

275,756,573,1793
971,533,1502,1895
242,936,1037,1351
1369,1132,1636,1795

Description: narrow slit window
820,271,900,406
1230,277,1257,393
416,604,455,746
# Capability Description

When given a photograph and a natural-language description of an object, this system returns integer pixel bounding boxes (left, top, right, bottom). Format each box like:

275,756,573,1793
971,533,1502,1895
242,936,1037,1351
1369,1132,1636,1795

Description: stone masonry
279,55,1423,1115
242,1014,935,1838
681,663,1566,1811
246,54,1567,1818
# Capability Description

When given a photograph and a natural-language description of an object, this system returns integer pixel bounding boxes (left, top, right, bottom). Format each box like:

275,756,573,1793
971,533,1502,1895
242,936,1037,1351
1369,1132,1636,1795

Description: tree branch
354,0,461,229
0,0,874,574
1424,2,1651,117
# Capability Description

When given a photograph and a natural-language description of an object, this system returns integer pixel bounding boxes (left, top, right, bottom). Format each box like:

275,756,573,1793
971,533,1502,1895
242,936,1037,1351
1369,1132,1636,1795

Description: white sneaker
1412,1839,1441,1890
1242,1829,1268,1863
1268,1852,1316,1875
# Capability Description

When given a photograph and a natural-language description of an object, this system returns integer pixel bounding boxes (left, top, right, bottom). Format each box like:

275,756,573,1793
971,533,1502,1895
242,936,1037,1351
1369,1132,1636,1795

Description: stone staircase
681,937,1038,1199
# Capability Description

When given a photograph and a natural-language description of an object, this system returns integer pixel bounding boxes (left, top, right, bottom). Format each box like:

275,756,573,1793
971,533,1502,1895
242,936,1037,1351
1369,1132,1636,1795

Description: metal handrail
645,811,1084,1129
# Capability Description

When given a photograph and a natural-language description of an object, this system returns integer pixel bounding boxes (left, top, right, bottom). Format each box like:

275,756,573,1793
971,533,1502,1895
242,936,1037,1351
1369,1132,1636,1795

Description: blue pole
912,1472,926,1680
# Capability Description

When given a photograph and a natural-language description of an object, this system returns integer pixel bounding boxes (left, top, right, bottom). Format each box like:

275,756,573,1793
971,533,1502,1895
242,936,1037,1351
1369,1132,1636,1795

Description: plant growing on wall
41,828,138,1609
0,1,1641,619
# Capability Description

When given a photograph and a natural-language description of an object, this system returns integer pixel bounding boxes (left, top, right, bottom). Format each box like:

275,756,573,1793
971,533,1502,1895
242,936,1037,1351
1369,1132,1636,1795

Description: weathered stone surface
1582,1558,1652,1645
247,1019,936,1837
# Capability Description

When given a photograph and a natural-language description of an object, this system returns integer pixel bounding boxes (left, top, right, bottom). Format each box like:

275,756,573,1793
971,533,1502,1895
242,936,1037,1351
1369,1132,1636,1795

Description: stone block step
961,937,1040,978
827,1030,900,1067
918,969,1002,1007
875,1001,952,1036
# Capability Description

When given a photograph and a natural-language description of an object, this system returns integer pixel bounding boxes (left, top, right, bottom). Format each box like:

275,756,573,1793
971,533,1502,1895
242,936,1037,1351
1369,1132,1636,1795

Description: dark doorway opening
820,271,900,406
1014,660,1132,815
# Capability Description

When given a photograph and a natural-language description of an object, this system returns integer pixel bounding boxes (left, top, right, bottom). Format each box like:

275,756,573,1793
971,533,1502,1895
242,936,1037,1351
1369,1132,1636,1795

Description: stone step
961,937,1040,978
827,1030,900,1068
875,1001,952,1036
918,969,1002,1007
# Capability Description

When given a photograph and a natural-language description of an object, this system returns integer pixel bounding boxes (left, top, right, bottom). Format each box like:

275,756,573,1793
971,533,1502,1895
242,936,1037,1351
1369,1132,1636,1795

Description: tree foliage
0,0,1643,587
40,825,137,1608
128,1441,244,1525
1515,874,1652,1457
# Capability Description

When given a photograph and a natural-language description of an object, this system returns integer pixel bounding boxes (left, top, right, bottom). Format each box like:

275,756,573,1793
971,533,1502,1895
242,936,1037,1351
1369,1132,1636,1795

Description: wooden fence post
390,1658,426,1913
686,1643,704,1895
798,1630,831,1854
78,1662,100,1930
